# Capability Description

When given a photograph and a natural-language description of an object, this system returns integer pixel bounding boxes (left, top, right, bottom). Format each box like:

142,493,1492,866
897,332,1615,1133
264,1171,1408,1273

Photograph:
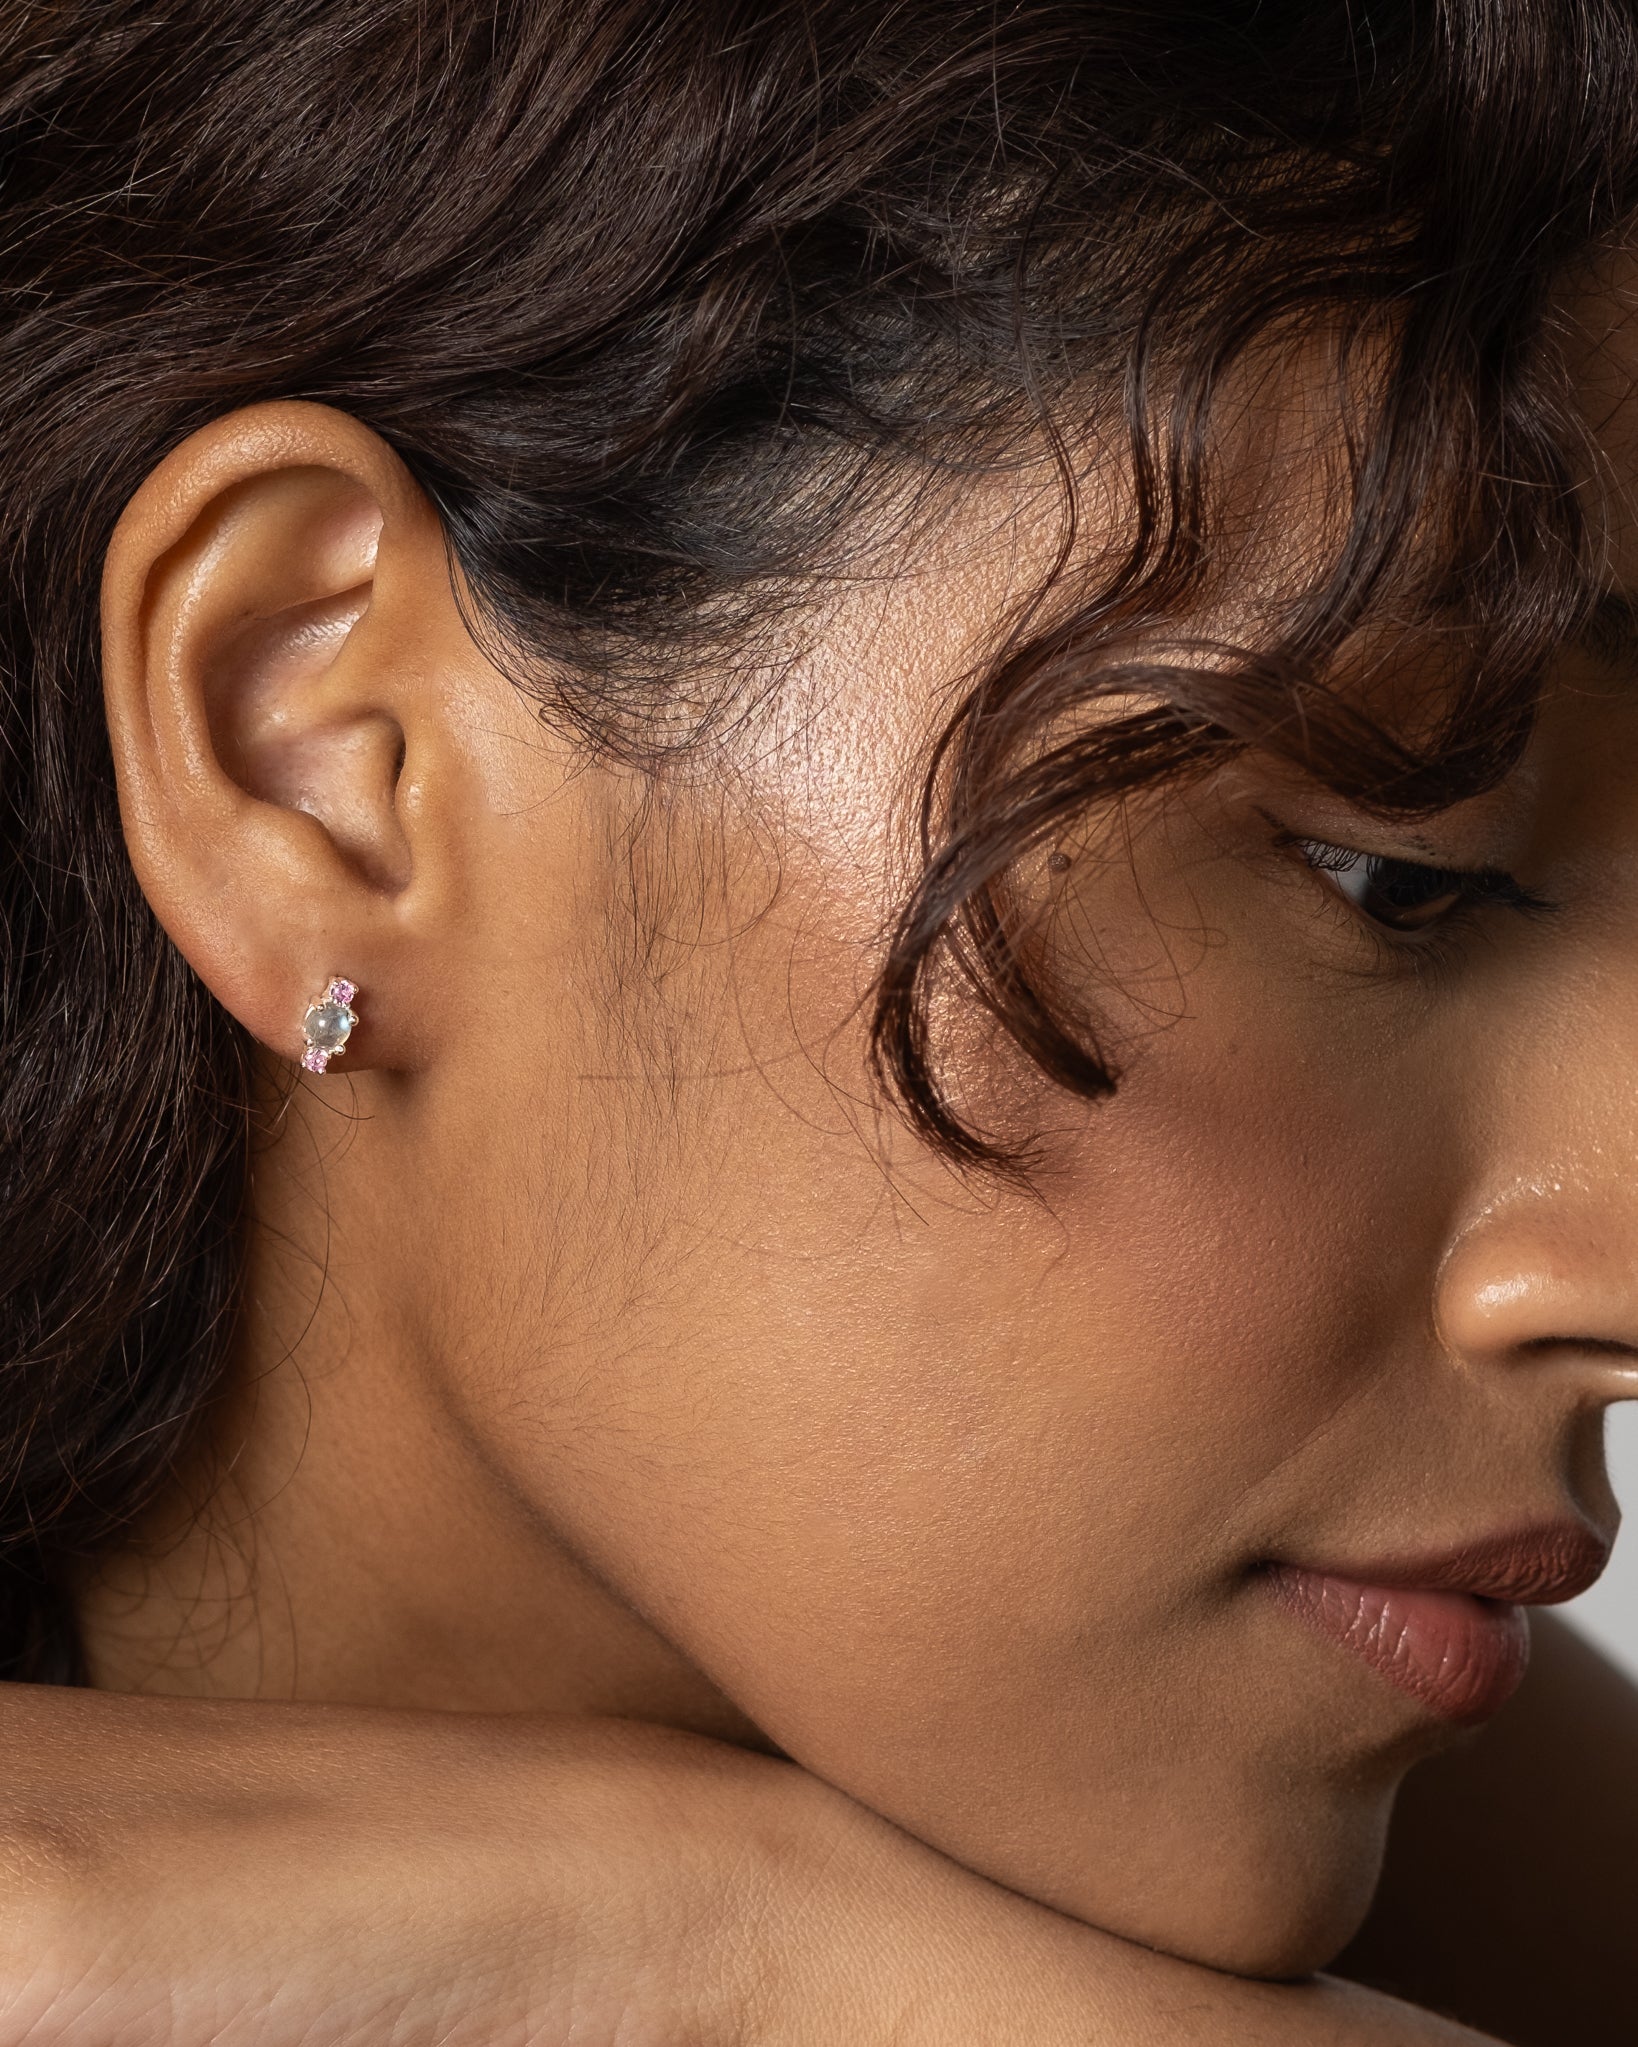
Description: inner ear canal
208,580,412,894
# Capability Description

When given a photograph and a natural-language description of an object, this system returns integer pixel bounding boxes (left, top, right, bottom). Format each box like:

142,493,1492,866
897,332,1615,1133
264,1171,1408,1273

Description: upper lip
1287,1518,1614,1606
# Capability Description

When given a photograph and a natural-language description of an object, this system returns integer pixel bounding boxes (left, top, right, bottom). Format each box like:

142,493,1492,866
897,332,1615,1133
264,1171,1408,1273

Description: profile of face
86,277,1638,1979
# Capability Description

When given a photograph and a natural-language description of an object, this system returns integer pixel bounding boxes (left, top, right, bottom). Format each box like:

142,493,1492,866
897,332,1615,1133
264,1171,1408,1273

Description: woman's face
389,523,1638,1975
103,285,1638,1978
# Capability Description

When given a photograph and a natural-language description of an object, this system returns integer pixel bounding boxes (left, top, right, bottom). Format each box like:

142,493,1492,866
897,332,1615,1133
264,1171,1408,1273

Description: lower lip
1267,1566,1531,1725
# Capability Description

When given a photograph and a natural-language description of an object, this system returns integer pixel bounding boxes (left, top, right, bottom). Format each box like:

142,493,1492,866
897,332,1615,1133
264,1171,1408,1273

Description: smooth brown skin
25,271,1636,2038
0,1690,1507,2047
6,1620,1633,2043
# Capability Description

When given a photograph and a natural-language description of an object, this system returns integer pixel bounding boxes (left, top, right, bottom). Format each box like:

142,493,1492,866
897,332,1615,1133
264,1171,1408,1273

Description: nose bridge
1434,944,1638,1380
1518,925,1638,1144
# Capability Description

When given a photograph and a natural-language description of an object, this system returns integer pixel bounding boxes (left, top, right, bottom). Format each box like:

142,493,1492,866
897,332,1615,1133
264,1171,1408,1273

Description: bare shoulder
0,1685,1502,2047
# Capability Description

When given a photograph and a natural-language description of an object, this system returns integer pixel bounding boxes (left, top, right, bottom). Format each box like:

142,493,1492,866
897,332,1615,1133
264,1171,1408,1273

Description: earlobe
99,402,455,1073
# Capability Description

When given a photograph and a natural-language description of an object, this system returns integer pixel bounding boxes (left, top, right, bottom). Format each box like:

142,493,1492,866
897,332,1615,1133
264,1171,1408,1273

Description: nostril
1435,1200,1638,1372
1517,1333,1638,1359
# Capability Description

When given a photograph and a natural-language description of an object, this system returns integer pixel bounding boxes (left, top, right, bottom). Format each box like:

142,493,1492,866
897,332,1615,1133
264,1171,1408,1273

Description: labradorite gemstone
305,1000,354,1054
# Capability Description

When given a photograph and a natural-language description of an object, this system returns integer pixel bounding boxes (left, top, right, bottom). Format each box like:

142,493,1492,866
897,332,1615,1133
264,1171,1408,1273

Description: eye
1256,805,1560,945
1296,841,1468,932
1291,836,1551,935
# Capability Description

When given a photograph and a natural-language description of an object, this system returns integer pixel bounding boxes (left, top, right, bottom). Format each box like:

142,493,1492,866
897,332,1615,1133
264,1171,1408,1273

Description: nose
1436,1169,1638,1400
1431,895,1638,1401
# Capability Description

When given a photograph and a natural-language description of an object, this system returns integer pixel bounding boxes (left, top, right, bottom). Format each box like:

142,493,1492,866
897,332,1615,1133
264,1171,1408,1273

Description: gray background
1564,1401,1638,1680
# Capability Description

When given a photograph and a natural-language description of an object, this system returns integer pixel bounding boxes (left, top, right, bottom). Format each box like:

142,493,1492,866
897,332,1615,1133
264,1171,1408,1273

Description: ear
101,401,482,1075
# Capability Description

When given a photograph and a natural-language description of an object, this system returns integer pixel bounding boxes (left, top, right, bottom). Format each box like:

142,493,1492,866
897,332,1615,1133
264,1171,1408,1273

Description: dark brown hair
3,0,1635,1680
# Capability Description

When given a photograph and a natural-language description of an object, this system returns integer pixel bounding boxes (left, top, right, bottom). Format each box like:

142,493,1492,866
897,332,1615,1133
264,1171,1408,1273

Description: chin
1049,1787,1398,1983
990,1776,1400,1981
1169,1865,1386,1982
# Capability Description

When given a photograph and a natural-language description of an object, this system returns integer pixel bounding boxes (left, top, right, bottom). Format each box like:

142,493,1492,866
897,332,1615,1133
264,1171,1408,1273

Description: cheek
559,938,1432,1708
530,992,1438,1970
471,803,1465,1969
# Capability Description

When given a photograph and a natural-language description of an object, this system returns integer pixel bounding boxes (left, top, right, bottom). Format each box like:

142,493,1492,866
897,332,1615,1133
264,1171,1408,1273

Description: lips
1267,1520,1612,1726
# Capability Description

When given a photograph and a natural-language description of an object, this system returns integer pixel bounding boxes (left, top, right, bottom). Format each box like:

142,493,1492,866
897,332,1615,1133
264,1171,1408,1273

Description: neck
75,1082,765,1748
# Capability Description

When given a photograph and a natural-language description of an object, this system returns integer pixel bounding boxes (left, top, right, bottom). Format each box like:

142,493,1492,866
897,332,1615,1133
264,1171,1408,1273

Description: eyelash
1266,823,1559,970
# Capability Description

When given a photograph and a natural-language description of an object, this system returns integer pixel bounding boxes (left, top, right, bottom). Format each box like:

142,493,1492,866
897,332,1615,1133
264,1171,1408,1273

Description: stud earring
301,976,360,1074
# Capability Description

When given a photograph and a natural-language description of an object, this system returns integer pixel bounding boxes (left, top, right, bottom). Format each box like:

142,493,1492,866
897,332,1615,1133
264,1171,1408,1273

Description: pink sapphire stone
329,979,358,1006
301,1046,330,1074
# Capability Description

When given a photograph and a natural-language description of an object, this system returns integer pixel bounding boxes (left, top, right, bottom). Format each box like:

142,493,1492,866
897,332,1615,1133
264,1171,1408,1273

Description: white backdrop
1564,1400,1638,1680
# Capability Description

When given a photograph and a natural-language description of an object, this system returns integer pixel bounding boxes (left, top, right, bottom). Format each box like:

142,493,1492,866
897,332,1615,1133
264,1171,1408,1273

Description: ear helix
300,976,360,1075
